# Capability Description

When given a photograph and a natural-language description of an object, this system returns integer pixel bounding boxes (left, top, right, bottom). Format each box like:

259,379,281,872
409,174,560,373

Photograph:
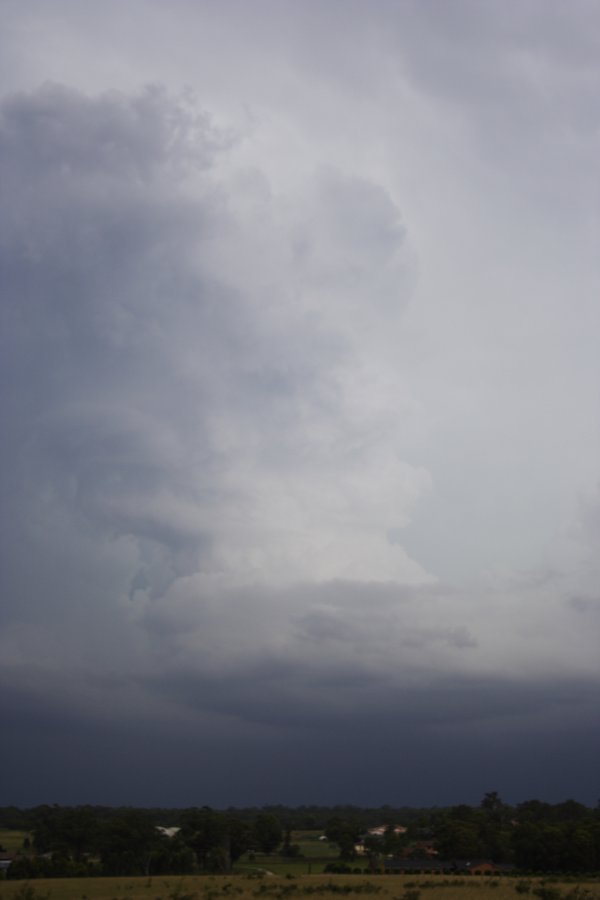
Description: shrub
11,885,51,900
401,890,421,900
532,888,562,900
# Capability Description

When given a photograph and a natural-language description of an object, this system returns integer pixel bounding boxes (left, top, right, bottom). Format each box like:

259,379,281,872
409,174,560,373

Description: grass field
236,861,331,877
0,833,29,855
1,873,599,900
291,833,336,860
2,830,598,900
237,830,339,876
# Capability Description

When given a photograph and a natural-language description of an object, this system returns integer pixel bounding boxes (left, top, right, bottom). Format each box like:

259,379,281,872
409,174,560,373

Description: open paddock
1,873,599,900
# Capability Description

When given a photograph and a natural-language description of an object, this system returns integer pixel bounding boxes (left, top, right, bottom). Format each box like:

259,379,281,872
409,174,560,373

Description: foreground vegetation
1,873,600,900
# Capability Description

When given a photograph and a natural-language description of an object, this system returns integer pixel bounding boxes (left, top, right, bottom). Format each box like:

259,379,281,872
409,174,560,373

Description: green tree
382,824,408,856
480,791,510,825
226,815,252,864
253,813,283,853
98,810,161,876
179,807,251,872
325,817,361,860
180,807,228,871
434,819,484,859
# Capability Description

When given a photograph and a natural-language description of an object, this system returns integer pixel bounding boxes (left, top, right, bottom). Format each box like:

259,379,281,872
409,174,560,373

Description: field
1,873,600,900
238,831,339,876
0,834,30,855
1,830,599,900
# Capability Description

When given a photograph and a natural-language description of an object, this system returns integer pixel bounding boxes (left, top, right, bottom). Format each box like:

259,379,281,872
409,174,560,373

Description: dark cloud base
3,706,599,808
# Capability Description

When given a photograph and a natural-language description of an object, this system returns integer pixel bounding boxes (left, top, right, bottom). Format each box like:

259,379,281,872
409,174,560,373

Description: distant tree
449,804,476,822
325,817,361,860
567,824,596,871
281,825,302,858
179,807,251,872
253,813,283,853
554,800,588,823
226,815,252,864
180,807,228,871
98,810,160,876
434,819,484,859
149,832,195,875
480,791,512,837
516,799,552,823
31,804,61,854
481,792,505,815
58,807,100,860
382,824,408,856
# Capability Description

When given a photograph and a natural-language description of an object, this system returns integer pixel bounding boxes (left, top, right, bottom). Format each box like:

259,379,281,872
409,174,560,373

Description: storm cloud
1,1,600,807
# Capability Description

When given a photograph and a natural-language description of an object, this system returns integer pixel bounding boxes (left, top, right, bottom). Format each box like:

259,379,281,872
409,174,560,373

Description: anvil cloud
1,0,600,807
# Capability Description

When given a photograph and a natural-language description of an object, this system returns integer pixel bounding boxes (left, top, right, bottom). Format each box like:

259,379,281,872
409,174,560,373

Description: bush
401,890,421,900
11,885,51,900
533,889,562,900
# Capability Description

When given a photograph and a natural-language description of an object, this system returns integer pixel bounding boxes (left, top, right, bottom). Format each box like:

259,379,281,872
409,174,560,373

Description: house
156,826,180,838
356,824,408,856
384,857,514,875
367,825,407,837
466,860,498,875
464,861,515,875
409,840,438,857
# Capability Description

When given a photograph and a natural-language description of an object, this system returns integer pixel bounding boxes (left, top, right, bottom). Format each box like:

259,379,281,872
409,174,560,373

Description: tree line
2,806,285,878
323,794,600,873
1,795,600,877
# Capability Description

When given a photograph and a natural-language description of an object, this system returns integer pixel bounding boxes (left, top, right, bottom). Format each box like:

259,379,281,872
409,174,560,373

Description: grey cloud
2,3,600,806
0,81,216,178
3,649,598,766
568,596,600,614
1,84,424,656
294,601,478,650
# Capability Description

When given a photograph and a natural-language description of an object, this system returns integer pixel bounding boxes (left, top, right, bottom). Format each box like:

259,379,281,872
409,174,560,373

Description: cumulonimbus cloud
1,82,600,806
0,83,432,676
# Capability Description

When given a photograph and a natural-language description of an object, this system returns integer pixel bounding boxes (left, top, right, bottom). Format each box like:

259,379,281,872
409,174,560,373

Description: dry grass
1,873,599,900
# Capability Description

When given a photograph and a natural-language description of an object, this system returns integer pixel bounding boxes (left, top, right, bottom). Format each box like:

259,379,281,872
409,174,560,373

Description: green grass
235,860,332,877
0,832,30,854
291,834,338,861
234,831,340,876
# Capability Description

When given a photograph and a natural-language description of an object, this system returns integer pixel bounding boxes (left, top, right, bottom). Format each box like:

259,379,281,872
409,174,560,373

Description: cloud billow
0,85,426,680
1,74,600,807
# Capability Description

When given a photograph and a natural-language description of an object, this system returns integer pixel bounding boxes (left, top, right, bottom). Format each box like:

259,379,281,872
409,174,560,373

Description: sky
1,0,600,809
